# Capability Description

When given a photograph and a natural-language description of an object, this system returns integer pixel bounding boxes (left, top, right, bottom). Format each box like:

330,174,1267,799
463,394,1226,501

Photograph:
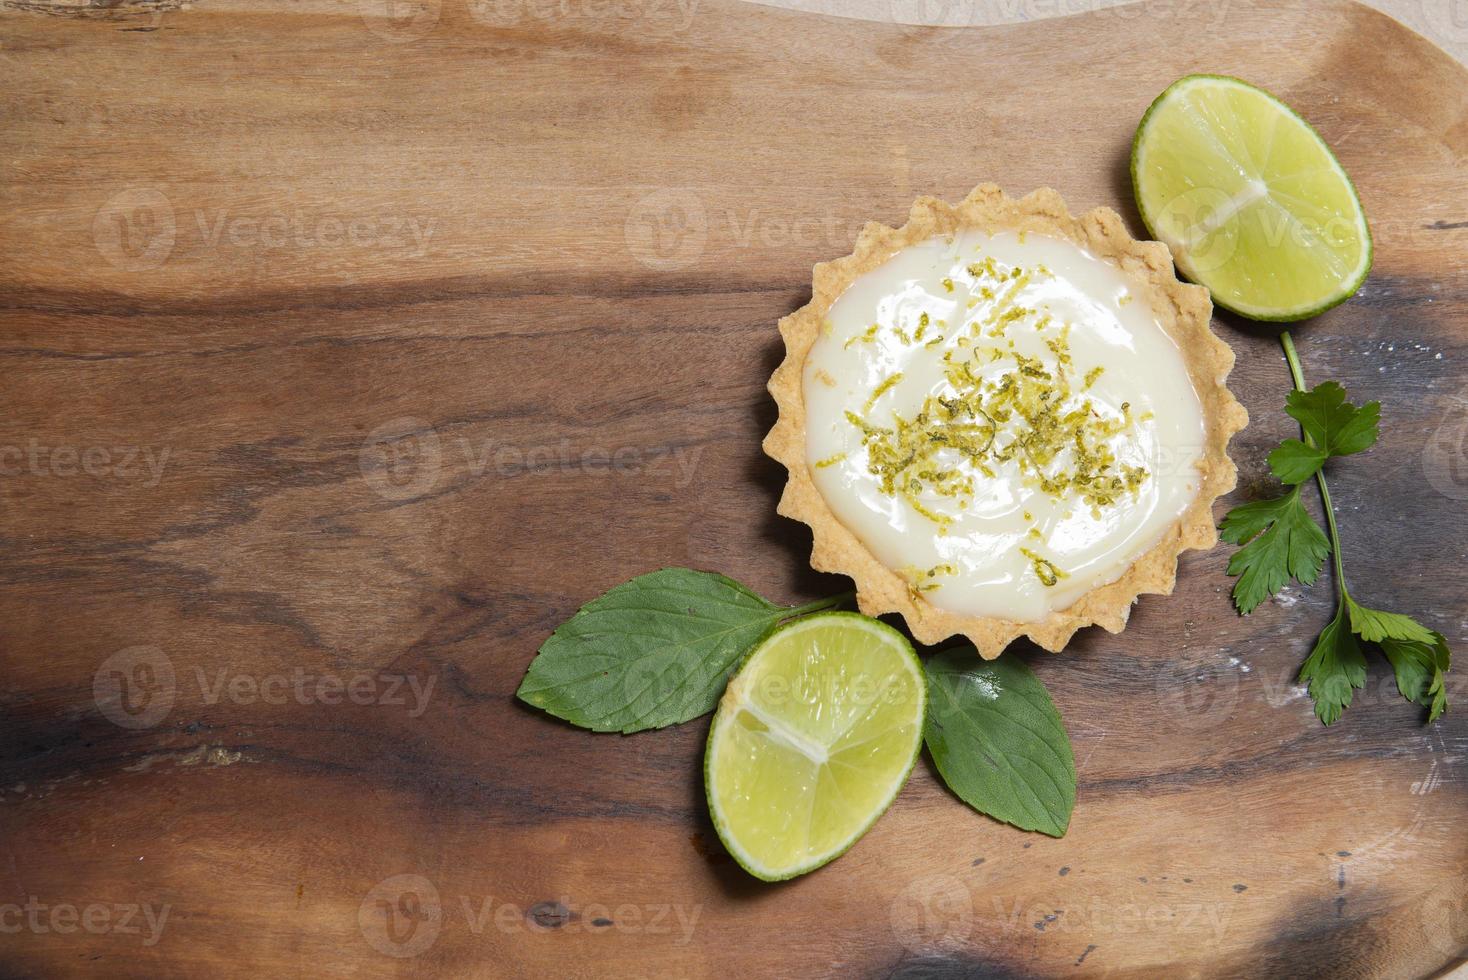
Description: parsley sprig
1222,332,1451,725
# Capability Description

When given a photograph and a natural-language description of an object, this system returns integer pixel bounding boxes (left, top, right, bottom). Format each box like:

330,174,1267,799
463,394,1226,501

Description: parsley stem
785,591,855,619
1280,331,1350,599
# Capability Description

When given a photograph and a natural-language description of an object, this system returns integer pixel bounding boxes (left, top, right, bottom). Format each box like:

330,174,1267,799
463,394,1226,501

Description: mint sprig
519,569,1079,839
1223,332,1452,724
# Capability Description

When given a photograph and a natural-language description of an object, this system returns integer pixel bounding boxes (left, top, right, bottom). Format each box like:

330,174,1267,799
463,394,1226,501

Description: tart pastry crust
763,184,1248,657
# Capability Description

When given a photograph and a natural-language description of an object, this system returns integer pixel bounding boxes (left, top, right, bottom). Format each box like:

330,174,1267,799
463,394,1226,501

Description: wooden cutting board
2,0,1466,975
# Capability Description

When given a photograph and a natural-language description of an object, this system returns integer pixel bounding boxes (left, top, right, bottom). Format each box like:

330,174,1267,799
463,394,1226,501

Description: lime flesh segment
704,612,925,881
1131,74,1371,321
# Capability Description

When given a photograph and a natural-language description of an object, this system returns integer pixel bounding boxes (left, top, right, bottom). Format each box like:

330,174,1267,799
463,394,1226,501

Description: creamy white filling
804,230,1206,623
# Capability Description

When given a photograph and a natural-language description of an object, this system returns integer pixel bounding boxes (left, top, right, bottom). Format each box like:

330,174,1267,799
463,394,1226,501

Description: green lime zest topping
842,259,1152,574
900,563,957,602
967,258,998,279
1020,547,1069,587
864,372,904,413
845,323,880,349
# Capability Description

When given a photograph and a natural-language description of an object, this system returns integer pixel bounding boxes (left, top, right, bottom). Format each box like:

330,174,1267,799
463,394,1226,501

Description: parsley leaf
1262,384,1380,484
1380,633,1451,723
1267,439,1328,484
1297,607,1367,725
1346,600,1437,645
1219,487,1330,614
1285,381,1381,458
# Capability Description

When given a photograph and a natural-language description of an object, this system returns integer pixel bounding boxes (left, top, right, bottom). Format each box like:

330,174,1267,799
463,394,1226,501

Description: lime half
704,612,925,880
1131,74,1372,321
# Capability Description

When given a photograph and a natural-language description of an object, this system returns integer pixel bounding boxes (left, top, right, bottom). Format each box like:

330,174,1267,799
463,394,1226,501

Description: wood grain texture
1,0,1466,976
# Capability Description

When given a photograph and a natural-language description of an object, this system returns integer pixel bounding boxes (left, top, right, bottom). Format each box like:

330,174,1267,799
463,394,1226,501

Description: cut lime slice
704,611,925,880
1131,74,1372,321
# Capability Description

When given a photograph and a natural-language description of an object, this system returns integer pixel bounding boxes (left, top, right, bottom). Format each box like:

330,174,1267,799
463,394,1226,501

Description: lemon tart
764,185,1247,657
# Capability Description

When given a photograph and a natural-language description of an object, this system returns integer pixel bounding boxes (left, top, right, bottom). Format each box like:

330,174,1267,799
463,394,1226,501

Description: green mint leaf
1346,600,1437,645
518,568,792,734
1267,439,1328,484
922,647,1076,838
1298,606,1367,725
1221,488,1330,614
1284,381,1381,458
1380,632,1451,722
